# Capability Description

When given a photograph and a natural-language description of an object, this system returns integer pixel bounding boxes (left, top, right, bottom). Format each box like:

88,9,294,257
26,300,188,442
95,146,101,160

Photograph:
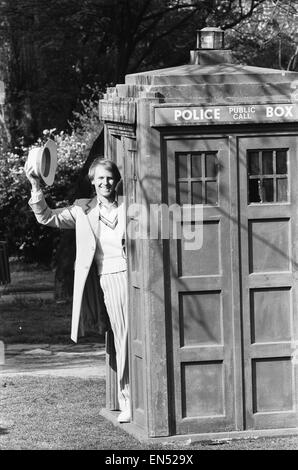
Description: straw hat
27,139,57,186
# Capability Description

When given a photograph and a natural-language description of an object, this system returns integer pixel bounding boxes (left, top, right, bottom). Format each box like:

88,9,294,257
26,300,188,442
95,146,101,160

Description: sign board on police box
151,103,298,126
99,100,136,124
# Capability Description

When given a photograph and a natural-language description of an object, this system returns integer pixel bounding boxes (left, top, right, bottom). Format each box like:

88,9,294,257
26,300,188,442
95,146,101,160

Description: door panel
165,137,237,434
238,135,298,429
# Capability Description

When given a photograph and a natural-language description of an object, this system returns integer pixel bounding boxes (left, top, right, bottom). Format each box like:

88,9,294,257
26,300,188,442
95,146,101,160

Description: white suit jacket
29,193,125,342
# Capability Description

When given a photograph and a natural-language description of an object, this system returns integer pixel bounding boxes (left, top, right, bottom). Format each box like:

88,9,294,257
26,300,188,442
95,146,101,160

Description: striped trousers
99,270,130,412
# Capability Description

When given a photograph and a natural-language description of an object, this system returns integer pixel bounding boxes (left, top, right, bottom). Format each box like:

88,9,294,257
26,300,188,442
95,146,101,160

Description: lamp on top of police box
197,27,225,50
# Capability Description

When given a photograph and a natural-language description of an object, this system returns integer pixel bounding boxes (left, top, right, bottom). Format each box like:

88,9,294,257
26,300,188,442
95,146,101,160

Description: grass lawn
0,261,103,344
0,298,73,344
1,260,54,293
0,375,297,451
0,297,103,344
0,376,138,450
0,376,188,451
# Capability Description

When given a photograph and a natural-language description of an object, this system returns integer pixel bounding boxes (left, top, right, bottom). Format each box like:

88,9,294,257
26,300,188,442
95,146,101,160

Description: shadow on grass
0,428,9,435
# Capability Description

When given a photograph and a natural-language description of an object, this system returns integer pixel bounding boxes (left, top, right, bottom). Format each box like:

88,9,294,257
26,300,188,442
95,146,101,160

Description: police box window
176,151,218,205
248,148,288,203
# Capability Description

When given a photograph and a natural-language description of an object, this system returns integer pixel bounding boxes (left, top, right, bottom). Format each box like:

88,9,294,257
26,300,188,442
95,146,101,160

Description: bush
0,94,102,264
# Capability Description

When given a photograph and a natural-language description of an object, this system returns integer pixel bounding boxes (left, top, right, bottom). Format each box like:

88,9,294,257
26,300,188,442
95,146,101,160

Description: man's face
92,166,117,199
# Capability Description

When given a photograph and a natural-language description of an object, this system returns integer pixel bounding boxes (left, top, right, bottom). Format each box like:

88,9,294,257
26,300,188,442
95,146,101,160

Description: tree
0,0,268,146
226,0,298,70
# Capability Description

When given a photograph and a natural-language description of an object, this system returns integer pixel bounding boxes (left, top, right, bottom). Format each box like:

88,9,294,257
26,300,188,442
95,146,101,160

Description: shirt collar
97,198,118,209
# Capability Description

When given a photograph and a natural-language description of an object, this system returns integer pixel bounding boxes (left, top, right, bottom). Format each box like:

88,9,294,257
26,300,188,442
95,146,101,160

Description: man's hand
24,159,41,191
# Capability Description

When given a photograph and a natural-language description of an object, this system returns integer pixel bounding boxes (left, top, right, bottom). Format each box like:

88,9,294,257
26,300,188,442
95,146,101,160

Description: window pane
177,154,188,179
178,182,189,205
191,154,202,177
277,178,288,202
262,179,274,202
248,151,260,175
205,181,218,205
249,179,261,203
262,151,273,174
276,150,288,174
205,153,217,177
191,182,203,204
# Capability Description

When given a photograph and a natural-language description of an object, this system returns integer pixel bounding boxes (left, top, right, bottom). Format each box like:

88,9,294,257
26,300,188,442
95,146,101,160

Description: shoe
117,409,131,423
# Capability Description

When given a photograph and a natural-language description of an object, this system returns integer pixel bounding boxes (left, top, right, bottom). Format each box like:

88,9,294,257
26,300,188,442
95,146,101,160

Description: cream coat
29,193,124,342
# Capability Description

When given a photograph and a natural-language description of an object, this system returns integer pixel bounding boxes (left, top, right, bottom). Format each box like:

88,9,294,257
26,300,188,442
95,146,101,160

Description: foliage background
0,96,101,264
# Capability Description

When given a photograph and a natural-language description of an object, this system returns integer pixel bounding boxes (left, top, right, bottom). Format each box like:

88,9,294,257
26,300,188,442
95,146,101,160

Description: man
25,157,130,423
